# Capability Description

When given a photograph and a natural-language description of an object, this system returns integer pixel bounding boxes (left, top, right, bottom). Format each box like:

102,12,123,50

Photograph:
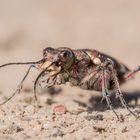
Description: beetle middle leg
80,64,119,119
101,68,119,119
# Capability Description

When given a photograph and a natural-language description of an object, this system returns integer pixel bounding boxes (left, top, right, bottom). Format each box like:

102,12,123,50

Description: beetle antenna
0,59,45,69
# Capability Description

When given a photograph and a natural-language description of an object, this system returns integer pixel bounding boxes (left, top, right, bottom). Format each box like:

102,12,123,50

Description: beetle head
41,47,75,71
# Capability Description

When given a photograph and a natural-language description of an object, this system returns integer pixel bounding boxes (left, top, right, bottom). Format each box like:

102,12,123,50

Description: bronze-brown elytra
0,47,140,120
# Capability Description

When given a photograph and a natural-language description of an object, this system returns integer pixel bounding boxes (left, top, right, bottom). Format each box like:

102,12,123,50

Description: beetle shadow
74,90,140,112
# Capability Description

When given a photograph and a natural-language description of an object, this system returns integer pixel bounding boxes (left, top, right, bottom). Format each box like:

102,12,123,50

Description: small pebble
51,128,63,137
53,105,67,115
42,121,52,129
24,105,35,115
85,114,103,121
0,121,6,129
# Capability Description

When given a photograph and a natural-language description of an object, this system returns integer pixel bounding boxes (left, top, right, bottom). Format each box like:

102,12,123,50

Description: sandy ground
0,0,140,140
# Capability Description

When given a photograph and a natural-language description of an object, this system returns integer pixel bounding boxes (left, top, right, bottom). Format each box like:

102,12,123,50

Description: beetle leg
123,66,140,80
45,74,58,88
109,64,139,119
34,67,61,101
0,65,32,105
101,68,119,119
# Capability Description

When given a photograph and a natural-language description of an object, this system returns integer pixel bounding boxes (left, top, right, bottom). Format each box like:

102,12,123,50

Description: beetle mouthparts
37,59,61,72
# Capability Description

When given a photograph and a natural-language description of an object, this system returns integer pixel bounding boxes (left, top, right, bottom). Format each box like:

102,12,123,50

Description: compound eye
59,50,70,61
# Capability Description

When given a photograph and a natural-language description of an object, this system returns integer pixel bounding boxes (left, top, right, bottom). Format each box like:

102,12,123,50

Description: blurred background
0,1,140,139
0,0,140,97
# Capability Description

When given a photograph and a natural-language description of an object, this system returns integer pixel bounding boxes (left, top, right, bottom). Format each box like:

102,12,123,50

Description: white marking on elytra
93,57,101,65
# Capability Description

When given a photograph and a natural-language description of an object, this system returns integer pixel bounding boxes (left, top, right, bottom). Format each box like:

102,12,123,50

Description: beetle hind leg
110,65,139,119
123,66,140,81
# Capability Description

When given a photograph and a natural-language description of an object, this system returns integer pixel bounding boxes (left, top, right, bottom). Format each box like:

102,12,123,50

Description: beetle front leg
0,65,33,105
34,59,62,99
34,68,62,101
